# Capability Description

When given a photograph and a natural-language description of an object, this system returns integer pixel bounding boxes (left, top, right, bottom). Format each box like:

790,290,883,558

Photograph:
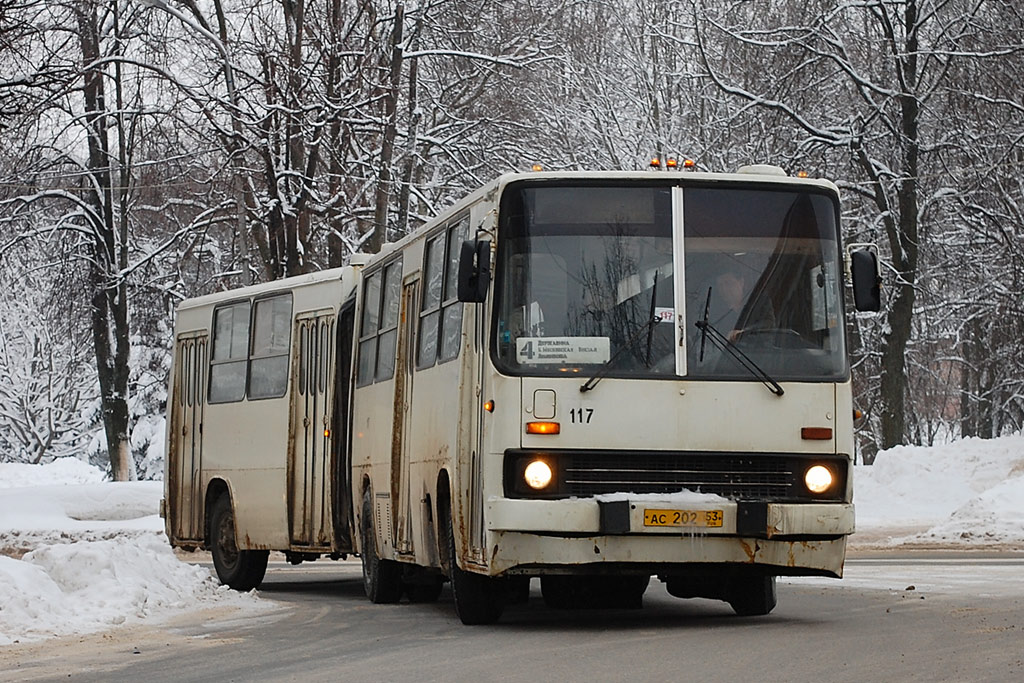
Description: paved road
4,554,1023,682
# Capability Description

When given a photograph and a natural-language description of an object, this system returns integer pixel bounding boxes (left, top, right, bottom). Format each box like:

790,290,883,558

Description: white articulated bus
164,167,880,624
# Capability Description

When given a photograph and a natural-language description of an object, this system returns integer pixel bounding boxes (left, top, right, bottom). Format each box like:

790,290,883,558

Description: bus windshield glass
493,182,847,381
683,187,846,381
495,184,676,376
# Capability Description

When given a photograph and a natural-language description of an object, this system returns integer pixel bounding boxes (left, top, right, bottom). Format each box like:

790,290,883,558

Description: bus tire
445,512,504,625
209,494,268,591
728,574,777,616
360,490,402,604
405,578,444,603
541,575,647,609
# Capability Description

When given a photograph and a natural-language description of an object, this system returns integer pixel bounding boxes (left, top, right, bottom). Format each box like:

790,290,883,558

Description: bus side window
357,271,381,386
209,301,250,403
419,217,469,369
375,260,402,381
249,294,292,400
357,257,403,386
438,217,469,362
418,233,444,368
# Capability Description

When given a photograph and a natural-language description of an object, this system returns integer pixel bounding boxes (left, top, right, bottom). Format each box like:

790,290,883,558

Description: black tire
541,575,648,609
506,576,531,605
209,494,268,591
728,575,777,616
540,575,575,609
360,489,402,604
405,578,444,603
445,510,504,625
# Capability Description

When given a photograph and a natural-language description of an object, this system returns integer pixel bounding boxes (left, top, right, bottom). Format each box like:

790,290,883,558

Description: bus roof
176,266,355,312
353,168,840,271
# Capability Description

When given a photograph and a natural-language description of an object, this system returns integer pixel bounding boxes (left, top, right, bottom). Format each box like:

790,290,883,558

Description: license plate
643,509,724,528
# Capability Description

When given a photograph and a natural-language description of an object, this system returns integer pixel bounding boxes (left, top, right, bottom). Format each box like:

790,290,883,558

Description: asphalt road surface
4,553,1022,682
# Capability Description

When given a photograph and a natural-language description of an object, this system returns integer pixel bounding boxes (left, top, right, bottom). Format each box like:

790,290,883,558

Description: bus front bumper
484,498,854,577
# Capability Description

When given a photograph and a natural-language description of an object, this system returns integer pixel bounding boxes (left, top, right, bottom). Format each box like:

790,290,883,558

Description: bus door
170,332,207,542
389,279,418,556
289,311,336,548
330,301,356,551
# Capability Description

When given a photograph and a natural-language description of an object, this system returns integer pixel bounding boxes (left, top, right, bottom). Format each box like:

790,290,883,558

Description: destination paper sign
515,337,611,364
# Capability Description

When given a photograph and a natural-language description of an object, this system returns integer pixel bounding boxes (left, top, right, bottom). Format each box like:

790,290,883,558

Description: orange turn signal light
650,157,661,168
853,409,863,420
484,400,495,413
801,427,833,440
683,159,695,169
526,421,560,435
666,158,678,168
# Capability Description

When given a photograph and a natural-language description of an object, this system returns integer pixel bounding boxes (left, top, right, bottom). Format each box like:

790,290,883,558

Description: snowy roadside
2,434,1023,645
850,434,1024,550
0,460,269,646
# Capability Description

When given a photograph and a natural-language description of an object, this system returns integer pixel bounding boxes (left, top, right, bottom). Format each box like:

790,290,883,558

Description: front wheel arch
208,491,268,591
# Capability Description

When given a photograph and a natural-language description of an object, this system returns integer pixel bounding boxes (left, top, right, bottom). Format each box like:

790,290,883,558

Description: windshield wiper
698,287,712,363
581,272,661,393
694,300,785,397
644,270,660,366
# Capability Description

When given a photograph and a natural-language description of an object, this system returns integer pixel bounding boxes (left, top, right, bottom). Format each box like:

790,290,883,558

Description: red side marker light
801,427,833,440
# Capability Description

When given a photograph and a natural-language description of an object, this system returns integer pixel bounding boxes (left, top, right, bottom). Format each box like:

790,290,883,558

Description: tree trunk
878,0,921,450
368,3,404,254
76,1,135,481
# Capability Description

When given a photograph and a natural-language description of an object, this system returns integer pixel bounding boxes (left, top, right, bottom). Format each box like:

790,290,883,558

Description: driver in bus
713,269,775,342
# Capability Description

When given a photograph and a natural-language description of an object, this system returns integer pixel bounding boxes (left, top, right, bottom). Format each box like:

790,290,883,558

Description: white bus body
163,267,360,588
165,169,876,623
351,170,867,623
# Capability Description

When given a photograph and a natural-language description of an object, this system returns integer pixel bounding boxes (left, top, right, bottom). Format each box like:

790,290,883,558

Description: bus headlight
804,465,834,494
524,460,553,490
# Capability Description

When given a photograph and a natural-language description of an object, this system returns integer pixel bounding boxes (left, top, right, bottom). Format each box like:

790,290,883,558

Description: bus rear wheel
209,494,268,591
727,574,777,616
360,489,402,604
444,512,504,625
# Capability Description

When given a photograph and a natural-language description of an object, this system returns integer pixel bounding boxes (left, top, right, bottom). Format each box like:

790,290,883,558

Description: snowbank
0,536,259,646
0,457,105,489
853,434,1024,547
0,458,263,646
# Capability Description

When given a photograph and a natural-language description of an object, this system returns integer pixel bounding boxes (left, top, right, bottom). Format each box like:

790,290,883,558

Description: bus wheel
445,513,504,625
727,574,777,616
541,575,648,609
360,490,402,604
209,494,268,591
405,578,444,603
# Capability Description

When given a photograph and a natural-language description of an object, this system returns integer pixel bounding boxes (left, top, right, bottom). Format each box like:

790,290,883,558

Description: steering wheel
735,327,813,349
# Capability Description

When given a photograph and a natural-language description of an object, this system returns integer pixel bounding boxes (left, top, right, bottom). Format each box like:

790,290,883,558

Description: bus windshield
493,182,847,381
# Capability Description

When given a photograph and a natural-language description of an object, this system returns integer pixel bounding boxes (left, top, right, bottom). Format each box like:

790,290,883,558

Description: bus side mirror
457,240,490,303
850,249,881,312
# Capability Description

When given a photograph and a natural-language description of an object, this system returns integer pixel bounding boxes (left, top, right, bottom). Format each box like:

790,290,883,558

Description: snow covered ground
2,435,1023,645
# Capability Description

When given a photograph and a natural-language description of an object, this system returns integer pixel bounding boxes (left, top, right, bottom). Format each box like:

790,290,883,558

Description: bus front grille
564,453,793,499
504,449,848,502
